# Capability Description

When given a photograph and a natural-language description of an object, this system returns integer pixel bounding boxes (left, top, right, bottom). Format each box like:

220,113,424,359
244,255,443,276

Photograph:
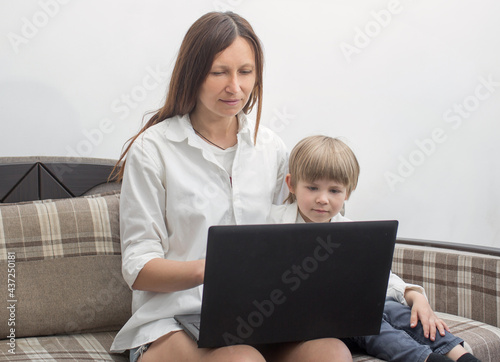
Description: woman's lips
221,99,240,106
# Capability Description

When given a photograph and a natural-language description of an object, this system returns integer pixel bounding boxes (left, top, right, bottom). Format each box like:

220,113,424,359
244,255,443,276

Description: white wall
1,0,499,248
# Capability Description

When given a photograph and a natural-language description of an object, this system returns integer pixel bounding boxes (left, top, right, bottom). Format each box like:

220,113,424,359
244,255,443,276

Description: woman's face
195,36,256,122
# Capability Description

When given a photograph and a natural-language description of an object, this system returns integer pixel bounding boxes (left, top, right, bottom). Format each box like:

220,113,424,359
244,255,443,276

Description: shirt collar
284,201,301,223
163,112,255,147
236,112,255,147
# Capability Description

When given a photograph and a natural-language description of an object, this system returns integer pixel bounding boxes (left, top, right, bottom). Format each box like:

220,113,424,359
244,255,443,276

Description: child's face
288,177,348,223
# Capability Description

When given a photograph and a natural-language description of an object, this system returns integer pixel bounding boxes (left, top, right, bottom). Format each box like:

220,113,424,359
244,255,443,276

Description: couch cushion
351,312,500,362
0,191,132,339
438,312,500,362
392,244,500,328
0,331,128,361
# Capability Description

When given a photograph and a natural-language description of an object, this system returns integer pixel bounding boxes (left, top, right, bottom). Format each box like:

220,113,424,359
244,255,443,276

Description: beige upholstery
0,163,498,361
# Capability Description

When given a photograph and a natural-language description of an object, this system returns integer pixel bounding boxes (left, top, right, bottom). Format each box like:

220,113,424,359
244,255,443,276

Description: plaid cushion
0,192,131,339
440,312,500,362
392,244,500,328
1,314,497,361
0,191,121,261
352,313,500,362
351,243,500,361
0,331,128,361
352,353,384,361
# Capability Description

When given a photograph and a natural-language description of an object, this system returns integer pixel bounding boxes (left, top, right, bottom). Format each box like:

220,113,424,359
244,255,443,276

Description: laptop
175,220,398,348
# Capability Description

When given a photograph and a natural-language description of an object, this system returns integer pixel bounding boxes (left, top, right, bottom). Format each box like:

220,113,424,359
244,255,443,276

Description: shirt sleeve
119,137,168,289
386,271,427,305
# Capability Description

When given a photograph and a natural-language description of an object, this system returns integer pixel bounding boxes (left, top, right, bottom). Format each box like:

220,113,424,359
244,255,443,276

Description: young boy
268,135,480,362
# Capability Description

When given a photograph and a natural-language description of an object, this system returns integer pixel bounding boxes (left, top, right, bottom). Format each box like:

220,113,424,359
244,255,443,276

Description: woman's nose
226,74,241,94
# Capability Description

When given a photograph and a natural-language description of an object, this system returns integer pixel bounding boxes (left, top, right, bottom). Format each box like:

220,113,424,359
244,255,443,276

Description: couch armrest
392,239,500,328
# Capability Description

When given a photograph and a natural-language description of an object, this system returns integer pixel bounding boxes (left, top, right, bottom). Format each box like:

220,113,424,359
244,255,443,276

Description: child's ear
285,174,294,193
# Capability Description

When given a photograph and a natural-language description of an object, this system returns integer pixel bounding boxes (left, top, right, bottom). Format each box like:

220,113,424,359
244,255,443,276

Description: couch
0,157,499,361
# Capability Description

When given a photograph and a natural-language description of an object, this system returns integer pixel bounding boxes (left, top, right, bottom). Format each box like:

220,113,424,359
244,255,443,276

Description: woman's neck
189,111,239,149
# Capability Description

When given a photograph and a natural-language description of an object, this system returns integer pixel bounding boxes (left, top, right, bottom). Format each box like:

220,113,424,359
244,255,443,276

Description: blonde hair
285,135,360,203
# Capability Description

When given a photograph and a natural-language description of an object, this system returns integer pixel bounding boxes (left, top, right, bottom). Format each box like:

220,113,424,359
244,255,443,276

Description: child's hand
405,290,451,341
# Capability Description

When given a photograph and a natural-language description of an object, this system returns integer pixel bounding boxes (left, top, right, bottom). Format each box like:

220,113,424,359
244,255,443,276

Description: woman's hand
404,290,450,341
132,258,206,293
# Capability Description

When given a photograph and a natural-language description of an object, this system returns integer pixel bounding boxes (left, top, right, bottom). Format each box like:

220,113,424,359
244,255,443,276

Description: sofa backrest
0,191,132,339
0,156,121,203
392,243,500,328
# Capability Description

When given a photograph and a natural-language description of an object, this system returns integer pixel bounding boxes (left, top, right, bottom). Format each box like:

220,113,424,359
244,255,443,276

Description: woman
110,11,352,362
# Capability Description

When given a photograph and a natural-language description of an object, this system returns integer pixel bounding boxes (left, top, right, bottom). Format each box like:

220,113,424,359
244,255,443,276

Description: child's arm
404,289,451,341
386,271,427,304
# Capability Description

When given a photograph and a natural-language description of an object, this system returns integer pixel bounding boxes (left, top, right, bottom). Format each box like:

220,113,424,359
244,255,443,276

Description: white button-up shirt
268,202,427,306
111,113,288,352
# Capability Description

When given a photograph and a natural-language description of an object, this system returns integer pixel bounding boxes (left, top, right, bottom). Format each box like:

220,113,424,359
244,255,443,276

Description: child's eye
330,189,345,194
307,186,318,191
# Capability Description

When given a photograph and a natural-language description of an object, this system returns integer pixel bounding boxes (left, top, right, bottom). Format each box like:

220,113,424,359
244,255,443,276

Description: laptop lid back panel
198,220,397,348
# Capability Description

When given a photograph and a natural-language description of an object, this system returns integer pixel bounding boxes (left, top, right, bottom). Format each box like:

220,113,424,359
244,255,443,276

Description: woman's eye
240,69,253,75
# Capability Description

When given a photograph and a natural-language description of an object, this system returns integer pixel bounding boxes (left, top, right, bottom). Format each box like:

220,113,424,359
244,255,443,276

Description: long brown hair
111,12,264,181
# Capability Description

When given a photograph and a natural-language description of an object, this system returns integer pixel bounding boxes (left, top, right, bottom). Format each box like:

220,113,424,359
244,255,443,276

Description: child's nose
316,193,328,204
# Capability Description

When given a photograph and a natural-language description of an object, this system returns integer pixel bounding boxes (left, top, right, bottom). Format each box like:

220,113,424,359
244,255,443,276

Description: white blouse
111,112,288,352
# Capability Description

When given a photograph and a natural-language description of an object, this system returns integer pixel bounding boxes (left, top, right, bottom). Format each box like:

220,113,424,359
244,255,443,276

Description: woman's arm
120,137,205,294
132,258,205,293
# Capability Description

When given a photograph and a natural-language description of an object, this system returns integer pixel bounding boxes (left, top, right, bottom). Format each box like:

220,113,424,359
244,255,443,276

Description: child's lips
313,209,329,214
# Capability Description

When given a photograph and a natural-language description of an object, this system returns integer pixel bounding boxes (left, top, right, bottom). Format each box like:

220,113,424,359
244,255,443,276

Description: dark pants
350,298,463,362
